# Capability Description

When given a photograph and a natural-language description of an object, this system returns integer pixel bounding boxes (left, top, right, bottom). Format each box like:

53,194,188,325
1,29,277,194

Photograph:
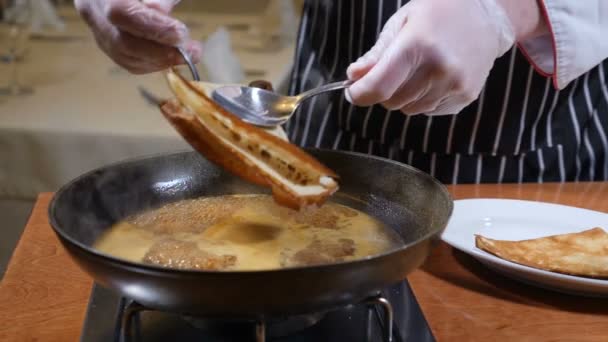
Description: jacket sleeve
518,0,608,89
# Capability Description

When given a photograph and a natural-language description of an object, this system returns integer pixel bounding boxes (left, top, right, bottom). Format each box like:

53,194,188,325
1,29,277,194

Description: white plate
441,198,608,297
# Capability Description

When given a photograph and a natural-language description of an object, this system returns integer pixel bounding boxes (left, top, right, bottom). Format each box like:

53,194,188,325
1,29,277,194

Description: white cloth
200,27,245,84
30,0,66,33
519,0,608,89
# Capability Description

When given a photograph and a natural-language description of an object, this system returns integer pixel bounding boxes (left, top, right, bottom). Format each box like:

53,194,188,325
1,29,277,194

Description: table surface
1,183,608,341
0,5,296,199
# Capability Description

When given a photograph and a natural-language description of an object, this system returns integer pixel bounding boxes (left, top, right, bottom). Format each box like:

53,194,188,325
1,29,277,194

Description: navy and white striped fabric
286,0,608,184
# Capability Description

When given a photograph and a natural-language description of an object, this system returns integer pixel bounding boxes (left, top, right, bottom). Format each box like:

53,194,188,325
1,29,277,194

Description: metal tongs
138,47,200,106
176,47,201,81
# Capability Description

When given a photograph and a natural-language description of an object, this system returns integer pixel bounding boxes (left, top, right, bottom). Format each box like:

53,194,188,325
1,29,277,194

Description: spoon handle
297,80,353,103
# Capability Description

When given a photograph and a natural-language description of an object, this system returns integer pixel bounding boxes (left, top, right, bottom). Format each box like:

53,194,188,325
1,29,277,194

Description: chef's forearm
495,0,548,41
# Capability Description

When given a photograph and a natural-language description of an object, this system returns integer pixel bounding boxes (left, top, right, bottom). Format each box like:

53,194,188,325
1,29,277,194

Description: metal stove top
80,281,434,342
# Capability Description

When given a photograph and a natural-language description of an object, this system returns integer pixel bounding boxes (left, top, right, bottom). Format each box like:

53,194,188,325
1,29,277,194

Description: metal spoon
175,46,351,128
212,80,353,128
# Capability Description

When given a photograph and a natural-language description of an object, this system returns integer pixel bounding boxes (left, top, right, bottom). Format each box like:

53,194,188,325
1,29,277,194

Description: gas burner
120,296,394,342
182,311,325,338
81,281,434,342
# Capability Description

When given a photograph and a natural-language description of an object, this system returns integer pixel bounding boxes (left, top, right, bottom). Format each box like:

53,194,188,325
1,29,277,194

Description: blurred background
0,0,303,277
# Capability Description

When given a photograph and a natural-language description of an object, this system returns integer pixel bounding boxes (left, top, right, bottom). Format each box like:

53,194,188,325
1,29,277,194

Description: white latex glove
346,0,516,115
74,0,202,74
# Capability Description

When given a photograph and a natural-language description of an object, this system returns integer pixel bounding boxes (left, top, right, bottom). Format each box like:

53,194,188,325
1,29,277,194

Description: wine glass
0,0,33,96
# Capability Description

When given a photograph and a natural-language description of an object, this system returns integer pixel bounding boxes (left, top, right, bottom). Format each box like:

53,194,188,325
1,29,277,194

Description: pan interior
93,193,405,271
49,150,452,268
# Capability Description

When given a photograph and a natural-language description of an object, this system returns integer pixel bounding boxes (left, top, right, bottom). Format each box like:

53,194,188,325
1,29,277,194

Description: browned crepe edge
475,227,608,279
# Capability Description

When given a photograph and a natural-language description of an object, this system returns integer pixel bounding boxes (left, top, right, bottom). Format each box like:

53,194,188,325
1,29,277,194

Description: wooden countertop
1,183,608,341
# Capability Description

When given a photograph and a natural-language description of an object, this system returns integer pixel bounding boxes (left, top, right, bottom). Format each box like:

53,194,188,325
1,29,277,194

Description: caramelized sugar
94,195,401,271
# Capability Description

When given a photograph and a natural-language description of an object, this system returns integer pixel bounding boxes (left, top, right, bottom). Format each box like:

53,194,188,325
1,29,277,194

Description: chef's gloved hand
74,0,201,74
346,0,518,115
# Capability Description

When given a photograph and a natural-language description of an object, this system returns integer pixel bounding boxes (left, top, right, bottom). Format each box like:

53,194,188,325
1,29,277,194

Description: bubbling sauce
94,195,402,271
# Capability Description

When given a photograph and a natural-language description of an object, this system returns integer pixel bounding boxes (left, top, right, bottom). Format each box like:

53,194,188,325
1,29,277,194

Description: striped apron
286,0,608,184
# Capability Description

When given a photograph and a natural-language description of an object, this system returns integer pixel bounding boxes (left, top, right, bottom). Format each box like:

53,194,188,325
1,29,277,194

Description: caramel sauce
94,195,401,271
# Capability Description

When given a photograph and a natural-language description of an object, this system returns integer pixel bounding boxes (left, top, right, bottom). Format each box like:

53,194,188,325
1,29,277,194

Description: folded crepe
475,227,608,278
159,69,339,210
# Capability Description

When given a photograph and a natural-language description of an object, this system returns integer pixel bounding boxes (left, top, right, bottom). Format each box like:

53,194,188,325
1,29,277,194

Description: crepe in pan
159,69,339,210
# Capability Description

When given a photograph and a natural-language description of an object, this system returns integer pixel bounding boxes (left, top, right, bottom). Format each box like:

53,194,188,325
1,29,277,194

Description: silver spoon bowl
211,80,352,127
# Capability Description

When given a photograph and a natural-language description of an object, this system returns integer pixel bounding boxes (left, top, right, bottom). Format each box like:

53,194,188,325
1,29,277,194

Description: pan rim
48,148,453,276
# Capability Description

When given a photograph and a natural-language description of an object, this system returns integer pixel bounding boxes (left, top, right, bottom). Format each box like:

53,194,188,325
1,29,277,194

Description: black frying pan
48,149,452,318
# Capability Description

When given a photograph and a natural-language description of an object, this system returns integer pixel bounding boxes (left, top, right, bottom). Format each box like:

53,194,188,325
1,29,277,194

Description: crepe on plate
159,69,338,210
475,227,608,278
